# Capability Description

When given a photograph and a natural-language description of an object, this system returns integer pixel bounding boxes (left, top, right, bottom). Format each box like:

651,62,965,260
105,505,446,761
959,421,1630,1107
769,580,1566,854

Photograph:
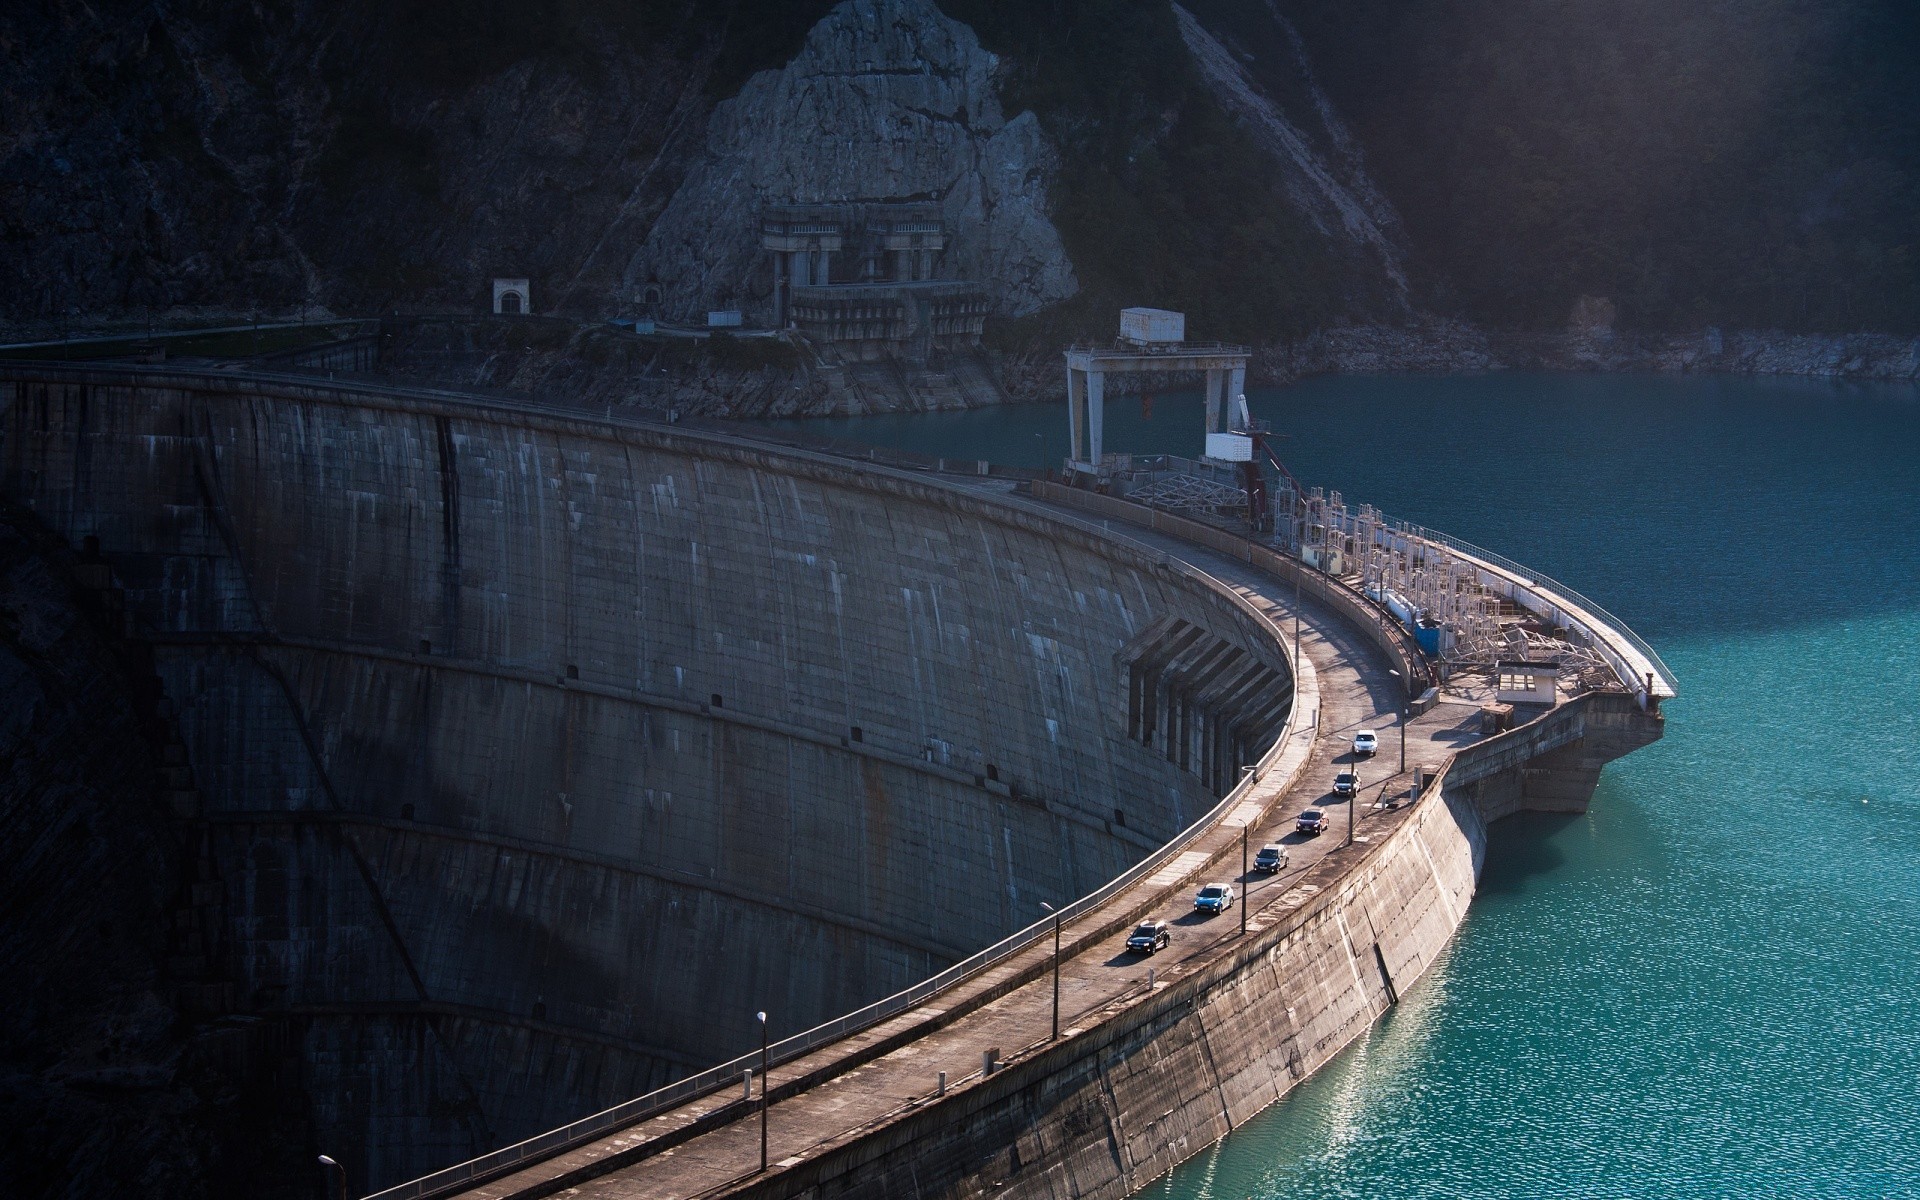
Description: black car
1253,843,1289,873
1126,920,1171,954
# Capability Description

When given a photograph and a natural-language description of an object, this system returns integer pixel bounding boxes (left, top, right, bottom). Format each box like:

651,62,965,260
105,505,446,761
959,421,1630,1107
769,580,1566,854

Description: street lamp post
1040,902,1061,1040
1237,764,1256,934
1347,760,1358,848
317,1155,347,1200
1386,667,1405,804
756,1011,769,1173
1293,564,1302,664
1240,826,1249,936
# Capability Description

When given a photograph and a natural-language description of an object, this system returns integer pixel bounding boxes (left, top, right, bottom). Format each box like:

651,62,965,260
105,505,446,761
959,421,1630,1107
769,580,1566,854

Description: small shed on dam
1495,660,1559,705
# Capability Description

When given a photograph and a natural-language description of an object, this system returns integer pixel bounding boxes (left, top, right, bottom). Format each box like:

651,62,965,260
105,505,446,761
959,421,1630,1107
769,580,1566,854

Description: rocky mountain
1272,0,1920,335
627,0,1077,324
1,0,1415,342
4,0,1916,365
1170,3,1409,311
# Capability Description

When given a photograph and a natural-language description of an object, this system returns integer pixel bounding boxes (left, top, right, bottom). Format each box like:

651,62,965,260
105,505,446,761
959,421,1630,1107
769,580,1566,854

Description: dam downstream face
0,372,1291,1191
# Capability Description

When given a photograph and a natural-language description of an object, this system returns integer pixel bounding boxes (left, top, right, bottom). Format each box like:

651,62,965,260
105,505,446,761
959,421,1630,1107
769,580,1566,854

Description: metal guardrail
1064,340,1250,356
1399,523,1676,696
2,360,1044,486
1322,504,1677,699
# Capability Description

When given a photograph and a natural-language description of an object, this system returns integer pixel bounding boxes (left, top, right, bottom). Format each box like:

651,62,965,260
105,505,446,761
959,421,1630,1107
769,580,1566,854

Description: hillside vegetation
1277,0,1920,333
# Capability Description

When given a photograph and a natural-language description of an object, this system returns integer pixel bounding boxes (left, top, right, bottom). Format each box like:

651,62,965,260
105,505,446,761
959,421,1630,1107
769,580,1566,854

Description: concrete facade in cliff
625,0,1078,326
0,367,1286,1191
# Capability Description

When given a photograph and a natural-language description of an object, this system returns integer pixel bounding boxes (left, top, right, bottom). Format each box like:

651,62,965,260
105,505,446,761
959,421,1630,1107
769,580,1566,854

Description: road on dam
458,484,1483,1200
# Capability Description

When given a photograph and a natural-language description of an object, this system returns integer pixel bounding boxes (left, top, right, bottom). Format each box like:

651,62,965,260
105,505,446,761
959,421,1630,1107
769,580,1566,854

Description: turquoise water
761,373,1920,1198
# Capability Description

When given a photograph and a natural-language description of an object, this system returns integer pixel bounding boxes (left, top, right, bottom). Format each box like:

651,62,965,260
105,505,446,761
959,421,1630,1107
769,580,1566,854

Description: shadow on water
1476,812,1583,895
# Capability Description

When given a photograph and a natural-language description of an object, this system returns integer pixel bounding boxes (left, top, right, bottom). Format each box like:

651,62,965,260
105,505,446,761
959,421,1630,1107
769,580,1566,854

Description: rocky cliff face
7,0,1915,358
0,0,753,329
625,0,1076,324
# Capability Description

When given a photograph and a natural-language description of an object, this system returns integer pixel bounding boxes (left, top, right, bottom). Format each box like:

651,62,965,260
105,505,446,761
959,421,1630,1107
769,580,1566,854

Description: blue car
1194,883,1235,914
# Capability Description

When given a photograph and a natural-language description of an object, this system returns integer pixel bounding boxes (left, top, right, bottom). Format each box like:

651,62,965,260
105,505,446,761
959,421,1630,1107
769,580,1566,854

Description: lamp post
1239,764,1255,936
1347,759,1358,848
756,1011,769,1173
1293,562,1302,664
1040,902,1061,1040
1240,825,1249,936
1386,667,1405,797
317,1155,347,1200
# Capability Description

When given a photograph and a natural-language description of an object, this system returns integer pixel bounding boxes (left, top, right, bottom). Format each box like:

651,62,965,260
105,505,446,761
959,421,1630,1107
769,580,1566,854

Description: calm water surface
759,374,1920,1198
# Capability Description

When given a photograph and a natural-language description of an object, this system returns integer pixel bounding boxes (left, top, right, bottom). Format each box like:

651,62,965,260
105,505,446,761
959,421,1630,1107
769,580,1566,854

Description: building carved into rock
763,202,989,362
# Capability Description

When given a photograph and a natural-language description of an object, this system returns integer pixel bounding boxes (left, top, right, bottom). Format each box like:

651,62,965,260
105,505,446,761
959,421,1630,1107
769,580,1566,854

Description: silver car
1194,883,1235,914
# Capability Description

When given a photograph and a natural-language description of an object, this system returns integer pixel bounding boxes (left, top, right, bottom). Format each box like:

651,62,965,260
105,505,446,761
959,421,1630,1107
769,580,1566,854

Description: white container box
707,310,743,328
1120,307,1185,344
1205,432,1253,461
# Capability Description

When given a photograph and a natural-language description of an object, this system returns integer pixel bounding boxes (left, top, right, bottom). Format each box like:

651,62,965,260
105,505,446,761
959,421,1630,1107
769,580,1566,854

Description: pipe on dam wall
0,367,1297,1191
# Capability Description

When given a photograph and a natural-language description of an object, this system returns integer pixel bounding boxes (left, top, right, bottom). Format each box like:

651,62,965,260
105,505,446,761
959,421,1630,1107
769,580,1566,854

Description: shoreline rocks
1256,322,1920,386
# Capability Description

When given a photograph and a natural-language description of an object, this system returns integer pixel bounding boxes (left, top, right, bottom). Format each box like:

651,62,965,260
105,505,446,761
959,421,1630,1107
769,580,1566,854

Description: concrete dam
0,366,1299,1193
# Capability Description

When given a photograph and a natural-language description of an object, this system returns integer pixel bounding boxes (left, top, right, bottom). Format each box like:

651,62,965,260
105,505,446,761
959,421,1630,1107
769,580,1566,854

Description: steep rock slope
0,0,773,326
626,0,1077,323
1275,0,1920,334
1173,3,1409,310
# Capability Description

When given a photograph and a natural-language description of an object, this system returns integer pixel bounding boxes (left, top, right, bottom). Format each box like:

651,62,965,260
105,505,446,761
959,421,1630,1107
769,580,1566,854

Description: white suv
1352,730,1378,757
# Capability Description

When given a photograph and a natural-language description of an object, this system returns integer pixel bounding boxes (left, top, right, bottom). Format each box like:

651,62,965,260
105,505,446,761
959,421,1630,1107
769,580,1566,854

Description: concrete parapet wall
710,747,1495,1200
0,367,1293,1189
651,565,1662,1200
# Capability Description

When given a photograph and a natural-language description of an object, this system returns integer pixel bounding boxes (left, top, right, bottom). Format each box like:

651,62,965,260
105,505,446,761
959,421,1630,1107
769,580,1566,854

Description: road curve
446,486,1478,1200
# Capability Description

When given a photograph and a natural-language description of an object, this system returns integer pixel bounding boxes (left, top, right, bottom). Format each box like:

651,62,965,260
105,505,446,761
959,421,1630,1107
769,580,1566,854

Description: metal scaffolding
1124,472,1249,514
1269,482,1618,693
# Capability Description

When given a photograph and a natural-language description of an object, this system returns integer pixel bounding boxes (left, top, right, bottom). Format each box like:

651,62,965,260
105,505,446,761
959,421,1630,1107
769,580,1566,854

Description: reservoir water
760,373,1920,1198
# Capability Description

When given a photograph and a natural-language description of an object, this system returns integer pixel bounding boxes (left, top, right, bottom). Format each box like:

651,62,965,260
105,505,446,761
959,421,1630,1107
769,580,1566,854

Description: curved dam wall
0,368,1291,1190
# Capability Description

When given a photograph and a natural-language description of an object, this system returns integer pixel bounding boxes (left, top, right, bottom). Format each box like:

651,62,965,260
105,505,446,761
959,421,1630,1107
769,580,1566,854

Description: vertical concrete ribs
1119,616,1292,794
